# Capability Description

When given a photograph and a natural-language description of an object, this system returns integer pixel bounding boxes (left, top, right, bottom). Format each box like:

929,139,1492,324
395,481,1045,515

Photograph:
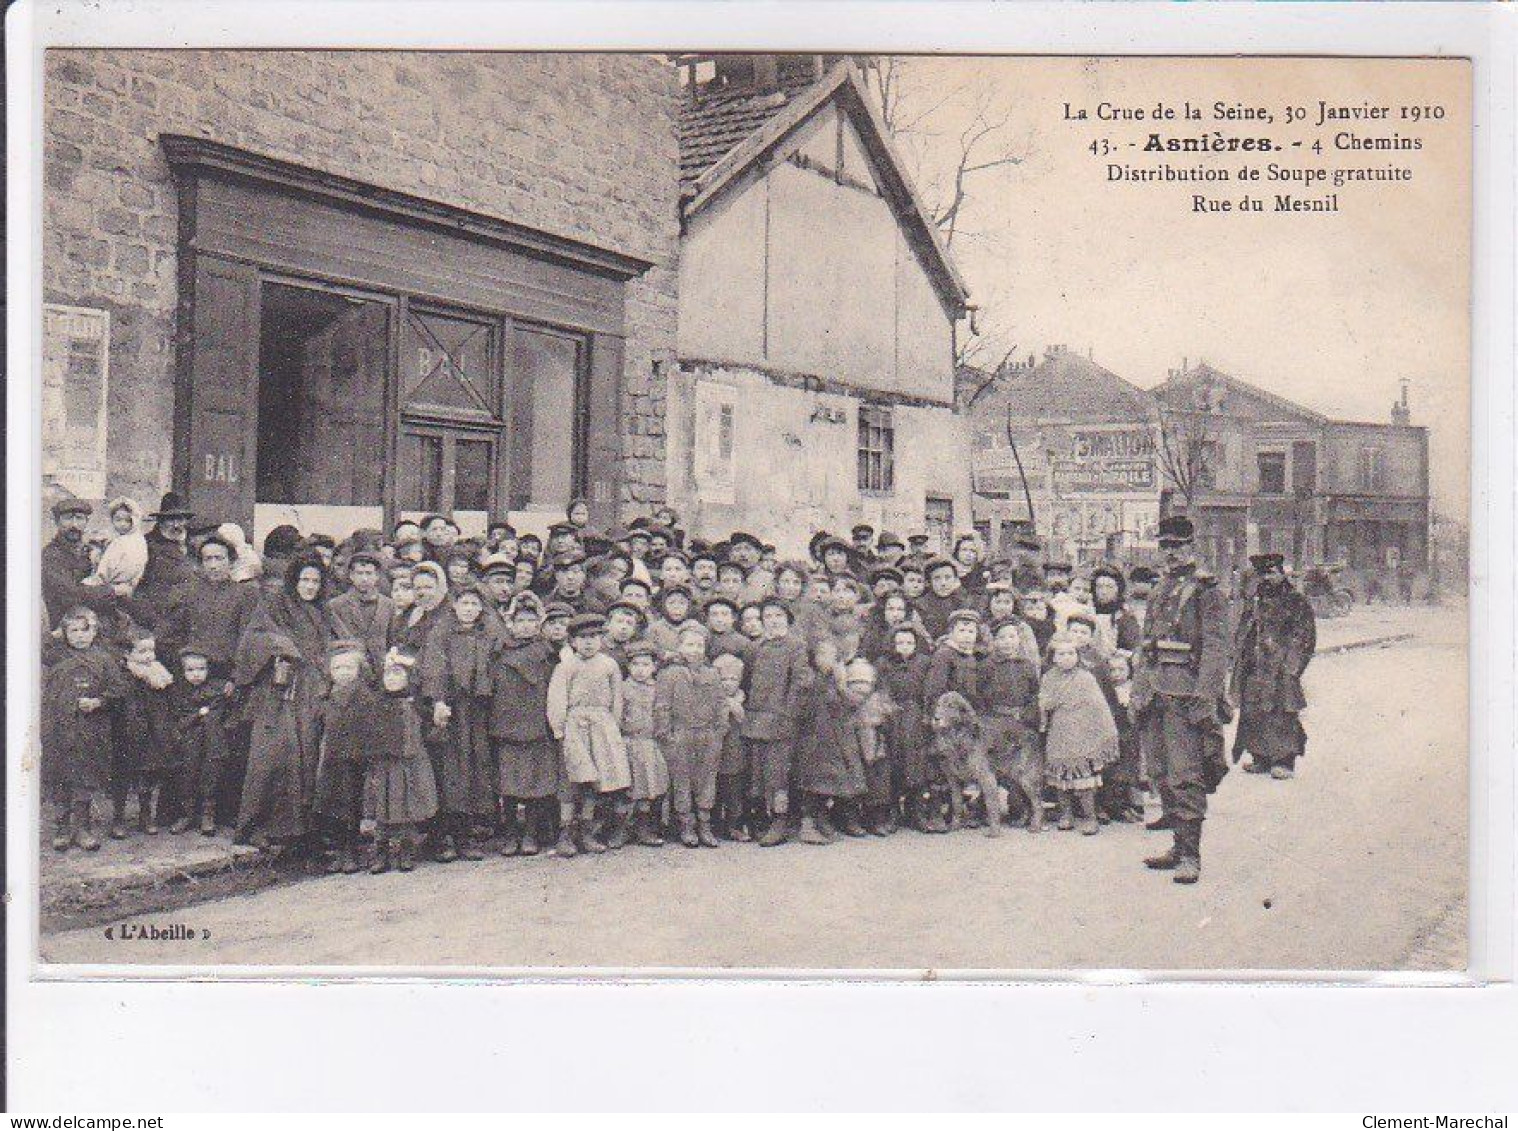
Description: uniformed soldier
1132,515,1231,884
1230,553,1317,779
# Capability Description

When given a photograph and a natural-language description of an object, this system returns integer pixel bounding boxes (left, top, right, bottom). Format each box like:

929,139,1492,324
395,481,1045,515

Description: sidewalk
1312,599,1456,655
39,817,269,933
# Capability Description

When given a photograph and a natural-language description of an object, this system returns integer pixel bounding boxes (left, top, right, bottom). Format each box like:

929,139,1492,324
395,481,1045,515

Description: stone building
1155,362,1431,581
664,55,973,556
963,345,1161,565
42,51,680,542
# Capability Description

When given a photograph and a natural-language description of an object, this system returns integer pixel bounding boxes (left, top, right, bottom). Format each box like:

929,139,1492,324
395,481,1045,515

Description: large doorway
256,282,390,538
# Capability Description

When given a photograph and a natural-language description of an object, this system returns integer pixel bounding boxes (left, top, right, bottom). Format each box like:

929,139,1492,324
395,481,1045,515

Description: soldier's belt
1151,640,1194,665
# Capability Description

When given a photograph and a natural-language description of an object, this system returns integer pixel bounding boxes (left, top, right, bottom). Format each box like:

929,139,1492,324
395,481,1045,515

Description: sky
884,56,1470,516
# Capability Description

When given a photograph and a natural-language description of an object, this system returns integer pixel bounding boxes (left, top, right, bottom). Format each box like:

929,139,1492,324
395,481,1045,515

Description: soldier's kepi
1131,514,1232,885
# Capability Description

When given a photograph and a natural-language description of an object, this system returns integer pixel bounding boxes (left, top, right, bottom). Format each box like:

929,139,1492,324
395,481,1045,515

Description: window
858,404,895,493
1358,446,1385,492
1196,439,1224,492
1257,450,1287,494
925,495,954,552
509,326,587,511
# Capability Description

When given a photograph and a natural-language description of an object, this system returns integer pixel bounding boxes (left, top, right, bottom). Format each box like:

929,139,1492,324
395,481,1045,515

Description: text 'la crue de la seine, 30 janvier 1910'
1062,96,1451,215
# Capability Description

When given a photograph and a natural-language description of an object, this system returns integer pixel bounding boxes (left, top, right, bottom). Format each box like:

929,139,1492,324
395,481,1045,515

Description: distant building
963,345,1161,565
666,55,973,555
1155,362,1431,581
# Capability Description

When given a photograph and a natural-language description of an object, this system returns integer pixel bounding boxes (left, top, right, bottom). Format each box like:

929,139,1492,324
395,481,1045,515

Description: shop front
164,135,654,542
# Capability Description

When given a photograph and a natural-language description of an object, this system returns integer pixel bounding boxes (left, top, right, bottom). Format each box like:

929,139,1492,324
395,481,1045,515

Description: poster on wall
693,379,737,505
41,304,110,500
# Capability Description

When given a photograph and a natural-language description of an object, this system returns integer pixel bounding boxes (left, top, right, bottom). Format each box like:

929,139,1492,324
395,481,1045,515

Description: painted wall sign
693,380,737,505
42,304,111,499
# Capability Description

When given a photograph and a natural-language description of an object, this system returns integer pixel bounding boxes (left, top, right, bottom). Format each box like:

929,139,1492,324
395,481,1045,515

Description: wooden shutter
585,332,625,527
181,256,259,528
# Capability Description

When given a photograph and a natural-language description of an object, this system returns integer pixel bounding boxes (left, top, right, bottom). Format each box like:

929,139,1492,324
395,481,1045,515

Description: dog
929,692,1005,837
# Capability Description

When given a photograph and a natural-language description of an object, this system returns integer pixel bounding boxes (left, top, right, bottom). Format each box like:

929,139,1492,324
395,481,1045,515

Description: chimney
1391,378,1411,426
752,55,780,91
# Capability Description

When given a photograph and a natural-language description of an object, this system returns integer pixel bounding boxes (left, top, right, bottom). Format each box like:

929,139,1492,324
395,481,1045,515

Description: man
419,513,457,563
159,534,258,669
548,549,590,613
135,491,197,623
326,549,397,672
874,531,907,569
1132,515,1231,885
42,498,112,626
1230,553,1317,780
850,523,877,569
1126,565,1159,631
727,531,764,575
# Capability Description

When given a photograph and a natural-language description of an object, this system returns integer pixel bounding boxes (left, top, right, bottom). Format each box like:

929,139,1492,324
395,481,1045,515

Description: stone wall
43,50,679,518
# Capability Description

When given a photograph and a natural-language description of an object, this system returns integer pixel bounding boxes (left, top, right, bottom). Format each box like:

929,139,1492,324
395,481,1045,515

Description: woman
774,561,829,646
232,552,334,854
1091,564,1143,655
391,561,448,658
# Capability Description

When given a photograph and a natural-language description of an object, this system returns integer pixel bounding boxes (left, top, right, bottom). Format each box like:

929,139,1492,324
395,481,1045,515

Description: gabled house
1156,361,1430,581
665,55,974,553
963,345,1162,564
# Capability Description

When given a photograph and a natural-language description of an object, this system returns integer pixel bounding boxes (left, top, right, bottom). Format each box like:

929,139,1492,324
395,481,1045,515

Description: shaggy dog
929,692,1005,837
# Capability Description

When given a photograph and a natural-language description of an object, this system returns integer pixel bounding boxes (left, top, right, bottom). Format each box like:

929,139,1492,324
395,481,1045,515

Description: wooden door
182,257,260,528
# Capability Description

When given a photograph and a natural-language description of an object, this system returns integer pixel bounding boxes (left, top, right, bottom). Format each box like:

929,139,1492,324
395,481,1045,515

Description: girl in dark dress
877,624,933,832
419,585,499,861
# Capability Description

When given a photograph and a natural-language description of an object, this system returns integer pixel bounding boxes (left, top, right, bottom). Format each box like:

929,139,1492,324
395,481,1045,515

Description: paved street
41,606,1467,972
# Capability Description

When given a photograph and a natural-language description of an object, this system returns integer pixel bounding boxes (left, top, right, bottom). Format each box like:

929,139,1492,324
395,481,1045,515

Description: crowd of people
40,489,1316,884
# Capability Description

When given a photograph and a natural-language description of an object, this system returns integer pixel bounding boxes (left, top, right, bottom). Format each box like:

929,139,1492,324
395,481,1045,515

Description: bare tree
1156,401,1217,513
858,56,1026,250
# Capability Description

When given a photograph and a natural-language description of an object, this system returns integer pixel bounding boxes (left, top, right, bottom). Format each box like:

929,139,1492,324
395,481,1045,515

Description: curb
1316,631,1416,657
41,843,270,933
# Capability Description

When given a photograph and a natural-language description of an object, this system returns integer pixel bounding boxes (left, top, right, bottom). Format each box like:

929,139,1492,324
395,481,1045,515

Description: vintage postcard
27,47,1471,975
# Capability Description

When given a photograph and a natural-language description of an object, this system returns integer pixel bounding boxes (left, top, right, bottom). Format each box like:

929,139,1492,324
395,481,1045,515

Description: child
620,641,669,847
111,630,179,839
877,626,932,833
1100,649,1144,824
646,584,696,661
742,599,813,847
980,617,1045,833
1019,588,1056,657
737,602,766,643
490,595,562,857
924,608,983,714
711,652,749,841
546,613,631,856
362,652,439,873
171,644,227,835
793,646,874,844
418,586,499,862
85,496,148,595
42,608,123,851
702,597,749,663
1038,632,1119,835
312,641,372,874
653,623,727,848
541,602,574,654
